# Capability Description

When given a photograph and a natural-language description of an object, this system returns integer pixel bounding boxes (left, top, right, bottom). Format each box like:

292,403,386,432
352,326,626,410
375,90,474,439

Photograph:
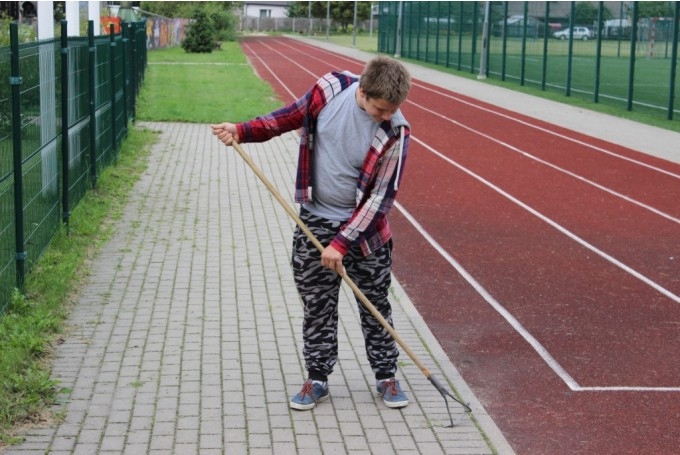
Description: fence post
566,1,575,96
129,22,137,121
109,24,117,157
667,1,679,120
594,2,603,103
520,1,528,84
501,1,508,80
60,21,70,227
88,20,98,187
541,1,550,90
9,23,26,290
627,2,639,111
121,25,129,129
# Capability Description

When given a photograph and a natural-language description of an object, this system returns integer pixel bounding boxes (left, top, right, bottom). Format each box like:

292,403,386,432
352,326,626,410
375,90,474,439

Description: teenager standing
212,56,412,410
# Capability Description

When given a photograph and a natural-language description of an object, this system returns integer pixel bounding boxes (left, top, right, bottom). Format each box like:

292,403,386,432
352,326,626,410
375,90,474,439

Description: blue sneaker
289,380,329,410
376,378,409,408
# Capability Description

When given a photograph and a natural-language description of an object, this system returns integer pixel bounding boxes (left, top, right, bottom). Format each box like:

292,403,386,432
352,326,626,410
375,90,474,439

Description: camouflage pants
291,208,399,379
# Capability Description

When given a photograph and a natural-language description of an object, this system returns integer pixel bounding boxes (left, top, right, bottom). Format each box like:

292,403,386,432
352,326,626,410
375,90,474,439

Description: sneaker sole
382,398,409,409
289,393,329,411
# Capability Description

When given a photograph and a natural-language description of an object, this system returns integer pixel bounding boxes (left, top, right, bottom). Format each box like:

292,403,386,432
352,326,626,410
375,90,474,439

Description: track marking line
395,200,680,393
411,84,680,180
408,100,680,225
411,135,680,305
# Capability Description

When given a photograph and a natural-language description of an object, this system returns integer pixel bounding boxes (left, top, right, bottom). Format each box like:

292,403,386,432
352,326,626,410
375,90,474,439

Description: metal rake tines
428,373,472,428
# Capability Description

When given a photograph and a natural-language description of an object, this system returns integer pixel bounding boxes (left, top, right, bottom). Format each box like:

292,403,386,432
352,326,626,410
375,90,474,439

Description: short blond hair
359,56,411,105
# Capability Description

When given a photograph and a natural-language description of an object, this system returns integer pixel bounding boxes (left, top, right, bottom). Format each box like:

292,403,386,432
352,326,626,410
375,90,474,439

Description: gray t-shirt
302,81,380,221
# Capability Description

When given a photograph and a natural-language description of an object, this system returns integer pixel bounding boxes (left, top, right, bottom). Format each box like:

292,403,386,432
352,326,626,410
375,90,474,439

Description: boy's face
357,87,400,123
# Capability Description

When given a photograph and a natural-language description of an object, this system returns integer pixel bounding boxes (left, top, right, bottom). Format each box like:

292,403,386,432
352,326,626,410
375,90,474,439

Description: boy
212,55,412,410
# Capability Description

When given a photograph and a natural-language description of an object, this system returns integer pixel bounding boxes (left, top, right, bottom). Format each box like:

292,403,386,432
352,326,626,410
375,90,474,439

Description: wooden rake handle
229,140,433,379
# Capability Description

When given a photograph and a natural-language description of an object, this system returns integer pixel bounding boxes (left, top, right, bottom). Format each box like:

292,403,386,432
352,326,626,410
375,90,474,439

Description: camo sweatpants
291,208,399,379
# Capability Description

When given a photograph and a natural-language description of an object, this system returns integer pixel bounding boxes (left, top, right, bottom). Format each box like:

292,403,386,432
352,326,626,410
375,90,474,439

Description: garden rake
229,139,472,427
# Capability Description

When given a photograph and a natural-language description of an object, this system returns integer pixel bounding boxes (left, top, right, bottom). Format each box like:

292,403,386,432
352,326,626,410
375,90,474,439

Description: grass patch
0,126,157,445
138,41,283,124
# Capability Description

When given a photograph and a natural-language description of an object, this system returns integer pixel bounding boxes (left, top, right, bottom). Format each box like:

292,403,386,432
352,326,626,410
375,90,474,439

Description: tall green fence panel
18,38,63,275
112,34,126,148
66,37,93,209
0,45,14,312
0,20,147,314
378,1,680,123
93,34,114,173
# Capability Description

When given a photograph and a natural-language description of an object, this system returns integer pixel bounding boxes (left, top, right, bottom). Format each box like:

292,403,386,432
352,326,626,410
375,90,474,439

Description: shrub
181,9,216,53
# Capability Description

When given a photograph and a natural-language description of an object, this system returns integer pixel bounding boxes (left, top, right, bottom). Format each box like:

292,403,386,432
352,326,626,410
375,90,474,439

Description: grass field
324,32,679,133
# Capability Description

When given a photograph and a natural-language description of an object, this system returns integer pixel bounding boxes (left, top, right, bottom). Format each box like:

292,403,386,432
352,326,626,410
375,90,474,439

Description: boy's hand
321,245,345,275
211,123,239,145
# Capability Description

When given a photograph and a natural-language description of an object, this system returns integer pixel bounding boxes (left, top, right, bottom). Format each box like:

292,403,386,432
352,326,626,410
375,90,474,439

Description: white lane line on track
245,37,680,391
413,83,680,181
408,100,680,226
397,200,680,393
412,135,680,305
393,200,581,391
241,41,300,100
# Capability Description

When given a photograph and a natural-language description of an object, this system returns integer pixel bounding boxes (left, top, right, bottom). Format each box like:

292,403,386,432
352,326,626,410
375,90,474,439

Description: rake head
428,373,472,428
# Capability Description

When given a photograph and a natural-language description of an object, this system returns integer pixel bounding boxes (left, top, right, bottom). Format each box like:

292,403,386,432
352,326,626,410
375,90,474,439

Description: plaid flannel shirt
236,71,410,256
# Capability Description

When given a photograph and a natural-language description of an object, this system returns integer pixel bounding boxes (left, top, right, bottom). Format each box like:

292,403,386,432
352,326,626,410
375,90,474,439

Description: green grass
138,42,282,123
0,127,157,445
308,32,381,53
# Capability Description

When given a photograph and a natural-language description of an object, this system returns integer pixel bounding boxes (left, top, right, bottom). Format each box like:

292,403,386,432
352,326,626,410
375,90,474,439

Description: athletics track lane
237,36,680,454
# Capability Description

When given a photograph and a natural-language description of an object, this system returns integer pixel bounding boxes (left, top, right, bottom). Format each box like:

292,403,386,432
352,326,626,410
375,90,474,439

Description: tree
141,1,237,42
182,9,216,53
637,2,673,19
287,1,372,32
572,2,599,26
140,1,238,19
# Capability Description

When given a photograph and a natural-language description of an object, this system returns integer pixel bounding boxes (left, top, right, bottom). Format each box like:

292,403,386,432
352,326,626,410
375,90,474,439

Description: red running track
237,36,680,454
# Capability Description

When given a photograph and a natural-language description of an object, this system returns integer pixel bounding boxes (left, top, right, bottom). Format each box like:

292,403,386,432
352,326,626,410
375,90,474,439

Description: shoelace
380,379,400,397
299,381,319,402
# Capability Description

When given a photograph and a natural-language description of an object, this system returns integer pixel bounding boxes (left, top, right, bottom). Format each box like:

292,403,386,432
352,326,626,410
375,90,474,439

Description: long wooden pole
230,140,471,425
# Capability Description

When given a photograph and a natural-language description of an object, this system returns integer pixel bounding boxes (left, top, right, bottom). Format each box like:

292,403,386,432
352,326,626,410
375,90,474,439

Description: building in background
242,1,290,19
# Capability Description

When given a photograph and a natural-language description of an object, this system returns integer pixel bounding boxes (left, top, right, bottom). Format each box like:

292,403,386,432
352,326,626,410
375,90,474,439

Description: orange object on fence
101,17,121,34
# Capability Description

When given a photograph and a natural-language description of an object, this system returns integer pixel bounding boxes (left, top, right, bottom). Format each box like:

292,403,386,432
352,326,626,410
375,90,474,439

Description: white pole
478,1,490,80
326,1,330,41
395,1,403,58
88,1,101,35
65,1,80,36
352,1,357,47
37,1,58,196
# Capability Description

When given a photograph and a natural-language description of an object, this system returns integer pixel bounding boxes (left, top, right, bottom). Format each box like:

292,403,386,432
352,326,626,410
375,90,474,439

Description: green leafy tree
140,2,202,18
573,2,599,26
141,1,237,41
182,9,216,53
0,11,11,47
287,1,372,32
637,2,673,18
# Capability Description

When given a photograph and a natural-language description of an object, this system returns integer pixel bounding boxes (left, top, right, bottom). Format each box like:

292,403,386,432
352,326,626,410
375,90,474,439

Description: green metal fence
378,1,680,122
0,20,147,313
